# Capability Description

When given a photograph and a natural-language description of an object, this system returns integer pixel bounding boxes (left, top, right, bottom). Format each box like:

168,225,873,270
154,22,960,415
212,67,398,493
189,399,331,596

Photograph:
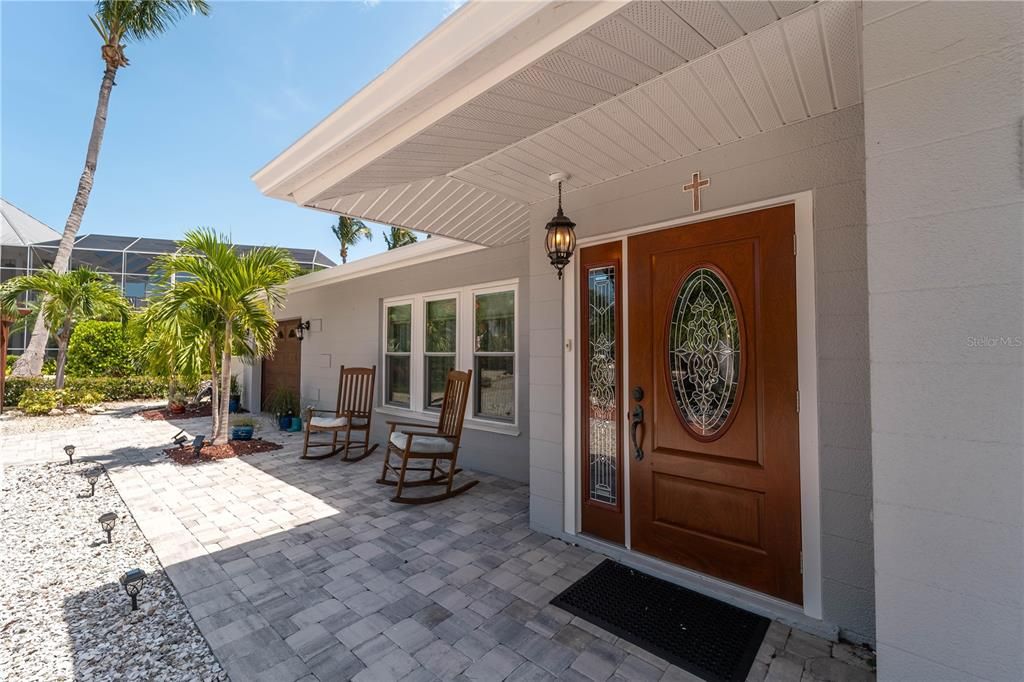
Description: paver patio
1,407,874,681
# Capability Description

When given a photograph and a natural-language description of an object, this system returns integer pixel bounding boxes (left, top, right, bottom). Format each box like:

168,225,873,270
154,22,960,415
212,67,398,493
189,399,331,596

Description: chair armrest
307,408,338,414
385,419,438,429
399,429,451,439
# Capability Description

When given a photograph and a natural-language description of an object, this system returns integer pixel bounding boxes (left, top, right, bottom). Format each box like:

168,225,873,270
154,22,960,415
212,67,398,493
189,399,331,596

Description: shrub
42,357,57,375
18,388,58,415
66,320,143,377
3,375,168,407
6,355,17,374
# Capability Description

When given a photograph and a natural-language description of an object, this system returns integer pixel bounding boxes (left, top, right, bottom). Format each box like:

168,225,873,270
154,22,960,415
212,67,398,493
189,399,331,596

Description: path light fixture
288,320,311,341
191,435,205,459
172,430,188,448
99,512,118,543
64,444,76,465
544,172,576,280
119,568,146,611
83,468,101,497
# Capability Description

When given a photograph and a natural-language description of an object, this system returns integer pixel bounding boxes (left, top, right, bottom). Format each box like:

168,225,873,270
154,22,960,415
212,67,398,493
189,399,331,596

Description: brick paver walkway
1,407,874,681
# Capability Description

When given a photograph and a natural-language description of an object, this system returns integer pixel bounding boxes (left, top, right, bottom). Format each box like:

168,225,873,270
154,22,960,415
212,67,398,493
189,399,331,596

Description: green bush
42,357,57,375
18,388,58,415
5,355,17,374
66,320,143,377
3,375,168,407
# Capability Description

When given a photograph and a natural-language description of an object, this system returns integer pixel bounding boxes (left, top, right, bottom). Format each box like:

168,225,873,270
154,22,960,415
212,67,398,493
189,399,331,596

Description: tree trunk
12,63,119,377
214,320,233,445
340,245,348,264
209,343,220,441
54,317,72,389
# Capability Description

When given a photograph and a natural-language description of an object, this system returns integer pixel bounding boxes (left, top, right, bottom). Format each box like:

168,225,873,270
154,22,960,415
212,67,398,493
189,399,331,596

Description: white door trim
561,190,823,621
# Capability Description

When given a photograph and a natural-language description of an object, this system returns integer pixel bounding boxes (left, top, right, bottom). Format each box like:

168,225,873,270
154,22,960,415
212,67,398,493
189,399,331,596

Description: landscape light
64,444,76,465
83,468,101,497
172,430,188,448
98,512,118,543
119,568,146,611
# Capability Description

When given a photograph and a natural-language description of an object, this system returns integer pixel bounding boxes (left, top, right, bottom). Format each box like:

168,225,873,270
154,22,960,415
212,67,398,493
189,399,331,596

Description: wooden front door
261,319,302,410
627,205,802,604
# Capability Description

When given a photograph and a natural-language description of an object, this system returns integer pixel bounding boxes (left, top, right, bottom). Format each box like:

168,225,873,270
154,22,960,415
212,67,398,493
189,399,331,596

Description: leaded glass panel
587,266,617,505
668,267,741,437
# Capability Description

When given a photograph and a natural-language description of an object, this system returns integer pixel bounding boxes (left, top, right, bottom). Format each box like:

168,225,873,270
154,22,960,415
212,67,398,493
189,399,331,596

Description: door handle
630,403,645,461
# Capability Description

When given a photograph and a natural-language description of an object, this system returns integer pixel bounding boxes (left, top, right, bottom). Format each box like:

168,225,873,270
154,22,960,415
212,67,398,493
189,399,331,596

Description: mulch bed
163,438,281,465
141,404,214,421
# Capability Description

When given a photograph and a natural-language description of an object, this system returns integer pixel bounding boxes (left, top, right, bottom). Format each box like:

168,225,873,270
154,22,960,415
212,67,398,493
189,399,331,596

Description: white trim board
560,191,824,623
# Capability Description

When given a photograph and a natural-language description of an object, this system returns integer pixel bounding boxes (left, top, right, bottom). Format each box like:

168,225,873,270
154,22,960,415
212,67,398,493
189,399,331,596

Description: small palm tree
331,216,373,264
13,0,210,378
0,269,131,388
383,226,419,250
147,229,300,444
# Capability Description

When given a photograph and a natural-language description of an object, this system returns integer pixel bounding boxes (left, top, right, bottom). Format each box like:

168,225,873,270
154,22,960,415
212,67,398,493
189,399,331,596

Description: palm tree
330,216,373,264
13,0,210,378
147,229,299,444
383,226,419,250
0,269,131,388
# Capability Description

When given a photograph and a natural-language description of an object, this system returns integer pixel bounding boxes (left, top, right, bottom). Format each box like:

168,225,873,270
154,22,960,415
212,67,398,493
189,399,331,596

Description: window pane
0,246,28,269
387,304,412,353
30,247,57,269
124,252,156,275
425,298,456,353
425,355,455,409
475,355,514,421
386,355,410,407
475,291,514,352
71,249,123,272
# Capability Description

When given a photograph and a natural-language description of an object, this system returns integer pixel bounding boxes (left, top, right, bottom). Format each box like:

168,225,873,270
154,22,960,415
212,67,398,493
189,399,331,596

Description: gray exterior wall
863,2,1023,679
528,105,874,641
273,241,530,483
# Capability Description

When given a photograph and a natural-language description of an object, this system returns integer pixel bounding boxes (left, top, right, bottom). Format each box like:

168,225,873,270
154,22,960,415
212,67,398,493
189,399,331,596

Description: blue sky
1,1,455,264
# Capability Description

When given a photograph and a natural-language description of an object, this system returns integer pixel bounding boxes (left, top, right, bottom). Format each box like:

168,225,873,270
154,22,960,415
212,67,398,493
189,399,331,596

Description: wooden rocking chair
302,365,378,462
377,369,478,504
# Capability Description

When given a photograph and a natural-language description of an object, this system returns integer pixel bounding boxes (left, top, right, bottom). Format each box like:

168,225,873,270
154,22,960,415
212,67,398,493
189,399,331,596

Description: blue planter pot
278,415,292,430
289,416,303,432
230,426,254,441
229,397,240,413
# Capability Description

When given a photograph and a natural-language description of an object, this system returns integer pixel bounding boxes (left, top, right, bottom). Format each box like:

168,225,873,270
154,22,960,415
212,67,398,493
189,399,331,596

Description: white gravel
0,462,225,682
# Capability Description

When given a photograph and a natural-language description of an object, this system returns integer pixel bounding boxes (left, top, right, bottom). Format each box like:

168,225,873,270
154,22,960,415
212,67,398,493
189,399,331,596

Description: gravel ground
0,401,163,437
0,462,225,682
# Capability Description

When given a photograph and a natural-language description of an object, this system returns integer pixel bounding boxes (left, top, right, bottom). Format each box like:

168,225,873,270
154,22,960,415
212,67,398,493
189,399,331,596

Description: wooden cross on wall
682,171,710,213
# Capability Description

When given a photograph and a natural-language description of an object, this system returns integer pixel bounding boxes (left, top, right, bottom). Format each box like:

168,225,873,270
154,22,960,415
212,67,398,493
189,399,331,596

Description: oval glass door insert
667,267,742,437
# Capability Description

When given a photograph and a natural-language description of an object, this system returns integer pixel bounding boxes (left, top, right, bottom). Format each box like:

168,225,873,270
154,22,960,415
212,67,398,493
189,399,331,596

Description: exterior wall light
83,468,101,497
64,444,76,465
288,320,311,341
99,512,118,543
544,172,576,280
119,568,146,611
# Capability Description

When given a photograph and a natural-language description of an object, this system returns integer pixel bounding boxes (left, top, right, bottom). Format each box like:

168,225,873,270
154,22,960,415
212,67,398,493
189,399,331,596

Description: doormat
550,559,769,682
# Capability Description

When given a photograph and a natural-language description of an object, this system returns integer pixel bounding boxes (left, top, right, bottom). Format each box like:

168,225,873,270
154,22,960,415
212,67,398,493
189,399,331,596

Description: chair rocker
302,365,378,462
377,369,478,504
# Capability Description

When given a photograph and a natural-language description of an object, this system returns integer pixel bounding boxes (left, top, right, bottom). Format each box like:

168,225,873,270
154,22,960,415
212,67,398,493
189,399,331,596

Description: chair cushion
310,416,368,429
389,431,455,454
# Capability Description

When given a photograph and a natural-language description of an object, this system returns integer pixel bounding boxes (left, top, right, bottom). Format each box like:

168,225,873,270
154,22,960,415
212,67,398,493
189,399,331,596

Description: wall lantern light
544,172,576,280
64,444,76,465
119,568,147,611
83,468,101,497
99,512,118,543
288,320,311,341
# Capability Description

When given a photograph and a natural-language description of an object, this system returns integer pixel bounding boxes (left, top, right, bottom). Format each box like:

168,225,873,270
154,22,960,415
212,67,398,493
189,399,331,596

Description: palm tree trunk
54,317,73,389
340,245,348,264
209,343,220,440
12,63,119,378
215,320,233,445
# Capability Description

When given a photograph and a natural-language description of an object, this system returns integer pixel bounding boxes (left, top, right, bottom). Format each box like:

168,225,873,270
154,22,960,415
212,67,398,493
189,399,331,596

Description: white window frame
379,279,519,436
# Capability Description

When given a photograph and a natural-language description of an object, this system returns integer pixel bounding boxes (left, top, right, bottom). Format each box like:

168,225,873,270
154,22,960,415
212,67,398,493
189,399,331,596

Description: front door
262,318,302,411
627,205,802,604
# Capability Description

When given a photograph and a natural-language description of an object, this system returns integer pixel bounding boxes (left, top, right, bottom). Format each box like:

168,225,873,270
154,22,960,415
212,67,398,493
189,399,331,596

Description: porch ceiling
259,0,862,247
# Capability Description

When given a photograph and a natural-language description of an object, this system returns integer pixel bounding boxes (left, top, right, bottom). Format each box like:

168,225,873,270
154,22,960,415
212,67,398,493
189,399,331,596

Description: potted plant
228,375,241,414
230,415,257,441
167,384,187,415
266,387,298,430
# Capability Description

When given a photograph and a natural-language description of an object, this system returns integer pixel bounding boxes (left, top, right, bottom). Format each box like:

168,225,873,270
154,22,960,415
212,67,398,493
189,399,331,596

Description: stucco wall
269,241,531,483
862,2,1024,679
528,105,874,641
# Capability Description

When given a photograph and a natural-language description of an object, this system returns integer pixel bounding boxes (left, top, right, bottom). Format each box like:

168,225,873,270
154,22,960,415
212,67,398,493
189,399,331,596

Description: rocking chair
377,369,478,504
302,365,378,462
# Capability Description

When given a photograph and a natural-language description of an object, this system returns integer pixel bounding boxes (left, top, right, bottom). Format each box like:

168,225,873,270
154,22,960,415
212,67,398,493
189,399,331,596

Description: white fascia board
286,237,485,294
254,1,627,206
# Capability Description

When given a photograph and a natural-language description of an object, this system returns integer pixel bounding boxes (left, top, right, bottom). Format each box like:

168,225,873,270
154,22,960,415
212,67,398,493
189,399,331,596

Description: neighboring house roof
254,0,861,247
0,198,61,246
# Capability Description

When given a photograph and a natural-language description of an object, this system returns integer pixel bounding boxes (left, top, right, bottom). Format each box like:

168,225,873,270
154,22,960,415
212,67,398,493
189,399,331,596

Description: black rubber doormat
550,559,769,682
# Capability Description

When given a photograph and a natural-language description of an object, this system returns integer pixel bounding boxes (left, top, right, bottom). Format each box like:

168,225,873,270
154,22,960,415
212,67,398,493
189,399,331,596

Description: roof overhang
256,0,862,247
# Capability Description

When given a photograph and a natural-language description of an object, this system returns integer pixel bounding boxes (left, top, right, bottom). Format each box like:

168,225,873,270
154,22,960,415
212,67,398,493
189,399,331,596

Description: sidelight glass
586,266,617,505
668,267,741,437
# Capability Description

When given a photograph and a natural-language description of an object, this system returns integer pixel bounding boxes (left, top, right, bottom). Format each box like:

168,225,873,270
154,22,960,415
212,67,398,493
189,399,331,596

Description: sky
1,0,457,264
